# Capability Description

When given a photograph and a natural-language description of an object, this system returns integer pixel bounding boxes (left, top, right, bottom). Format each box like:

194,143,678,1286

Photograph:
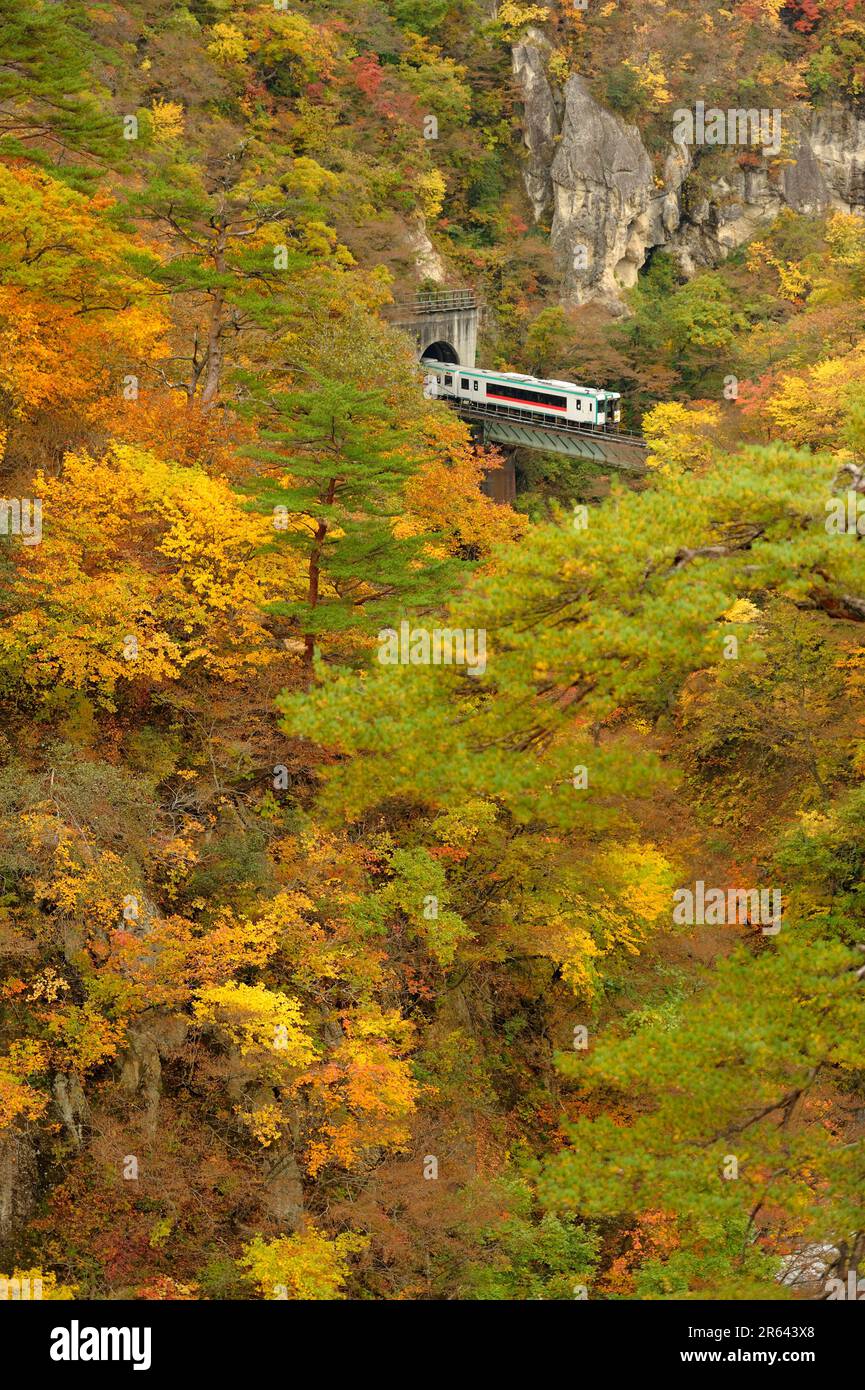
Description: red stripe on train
485,388,571,411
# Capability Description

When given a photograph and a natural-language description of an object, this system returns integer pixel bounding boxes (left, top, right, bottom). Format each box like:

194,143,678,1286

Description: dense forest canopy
0,0,864,1307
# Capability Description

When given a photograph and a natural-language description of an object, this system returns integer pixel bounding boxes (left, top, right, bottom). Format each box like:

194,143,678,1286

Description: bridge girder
466,413,647,472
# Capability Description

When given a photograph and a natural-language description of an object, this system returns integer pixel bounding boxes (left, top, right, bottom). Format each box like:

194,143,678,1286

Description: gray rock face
53,1072,89,1150
512,30,559,221
672,167,786,279
513,42,865,309
783,124,831,214
549,75,681,310
407,218,446,283
262,1144,304,1231
118,1012,188,1139
808,105,865,206
0,1128,38,1240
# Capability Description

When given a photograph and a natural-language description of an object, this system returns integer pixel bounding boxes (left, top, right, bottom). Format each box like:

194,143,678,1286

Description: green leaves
0,0,116,182
544,931,864,1282
243,342,463,655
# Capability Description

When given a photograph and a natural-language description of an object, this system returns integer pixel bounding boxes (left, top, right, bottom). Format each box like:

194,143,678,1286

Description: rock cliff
513,32,865,311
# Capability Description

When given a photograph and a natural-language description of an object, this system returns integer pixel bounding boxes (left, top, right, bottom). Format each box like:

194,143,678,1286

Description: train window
485,383,568,409
444,375,453,386
576,400,581,411
473,380,479,391
461,378,469,390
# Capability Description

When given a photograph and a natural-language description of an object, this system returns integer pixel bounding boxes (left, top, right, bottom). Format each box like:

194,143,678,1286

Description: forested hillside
1,0,864,1305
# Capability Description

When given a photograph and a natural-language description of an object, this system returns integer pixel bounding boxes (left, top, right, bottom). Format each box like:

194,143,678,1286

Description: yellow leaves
1,441,293,701
540,910,601,996
772,260,810,302
148,99,185,144
284,157,339,200
837,641,865,697
239,1228,368,1300
32,841,131,931
430,798,499,849
237,1102,284,1148
597,843,675,930
184,893,307,985
156,834,199,899
745,241,767,274
298,220,353,264
416,169,446,221
44,1004,124,1074
824,210,865,270
497,1,550,38
796,808,833,837
547,49,571,84
248,11,338,84
299,1005,419,1175
193,982,317,1066
207,22,248,65
746,241,811,301
0,1268,78,1300
514,844,675,997
148,1215,174,1249
642,401,720,472
0,1041,51,1129
722,598,762,625
22,968,68,1004
763,347,865,448
623,52,672,109
760,0,785,24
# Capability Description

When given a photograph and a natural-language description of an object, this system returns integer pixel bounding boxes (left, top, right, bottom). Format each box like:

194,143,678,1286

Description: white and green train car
423,361,622,431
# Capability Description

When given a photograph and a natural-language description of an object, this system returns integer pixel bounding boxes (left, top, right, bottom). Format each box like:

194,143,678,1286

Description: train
422,360,622,431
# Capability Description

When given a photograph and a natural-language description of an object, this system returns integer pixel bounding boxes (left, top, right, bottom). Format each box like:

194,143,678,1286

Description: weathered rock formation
512,32,865,311
0,1128,38,1242
119,1012,188,1140
512,32,561,222
53,1072,89,1151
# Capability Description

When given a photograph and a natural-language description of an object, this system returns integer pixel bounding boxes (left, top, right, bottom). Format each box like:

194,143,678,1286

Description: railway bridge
386,290,647,501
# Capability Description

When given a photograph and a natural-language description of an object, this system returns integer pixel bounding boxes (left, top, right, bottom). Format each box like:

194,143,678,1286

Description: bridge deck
453,400,648,472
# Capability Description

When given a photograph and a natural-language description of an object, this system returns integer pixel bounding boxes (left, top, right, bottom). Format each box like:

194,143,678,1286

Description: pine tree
0,0,115,181
245,369,461,666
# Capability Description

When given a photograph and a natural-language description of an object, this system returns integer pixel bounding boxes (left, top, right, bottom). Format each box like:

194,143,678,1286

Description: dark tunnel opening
420,339,459,365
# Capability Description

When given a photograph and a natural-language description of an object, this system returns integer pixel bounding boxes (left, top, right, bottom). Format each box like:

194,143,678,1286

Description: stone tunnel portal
386,291,479,369
420,339,459,365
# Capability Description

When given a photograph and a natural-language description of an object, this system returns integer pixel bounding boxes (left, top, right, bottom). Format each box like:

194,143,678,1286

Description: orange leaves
401,413,527,558
0,166,167,424
599,1209,681,1296
299,1005,420,1175
0,1040,51,1129
90,390,252,474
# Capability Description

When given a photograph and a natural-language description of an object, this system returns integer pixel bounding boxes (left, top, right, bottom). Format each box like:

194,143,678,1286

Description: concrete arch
388,299,478,368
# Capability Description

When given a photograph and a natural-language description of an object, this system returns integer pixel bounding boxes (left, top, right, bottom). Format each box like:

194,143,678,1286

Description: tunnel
420,339,459,365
